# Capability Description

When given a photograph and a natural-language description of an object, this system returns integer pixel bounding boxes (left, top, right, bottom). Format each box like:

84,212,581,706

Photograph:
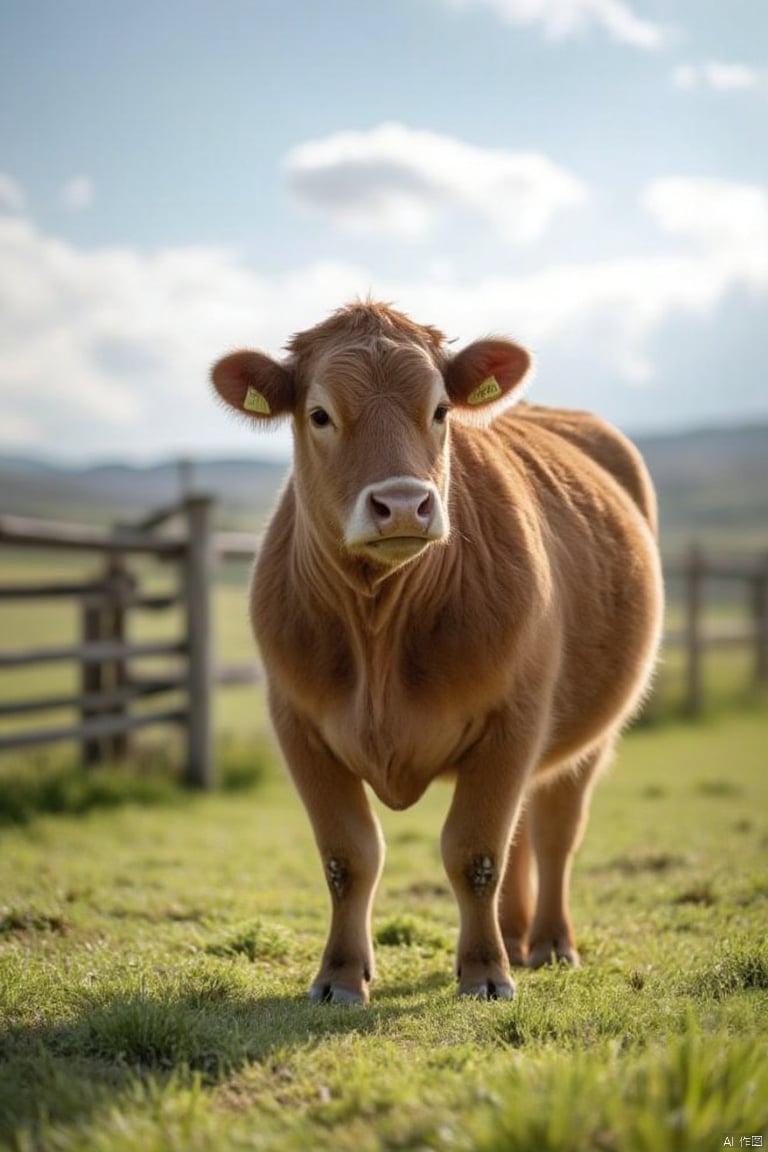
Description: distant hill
635,424,768,553
1,422,766,553
0,456,289,531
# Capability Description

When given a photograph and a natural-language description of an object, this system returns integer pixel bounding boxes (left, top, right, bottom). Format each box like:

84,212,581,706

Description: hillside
0,456,289,531
0,422,766,553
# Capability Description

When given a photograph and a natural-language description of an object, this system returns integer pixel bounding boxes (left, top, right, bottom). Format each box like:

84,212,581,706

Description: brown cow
212,301,663,1003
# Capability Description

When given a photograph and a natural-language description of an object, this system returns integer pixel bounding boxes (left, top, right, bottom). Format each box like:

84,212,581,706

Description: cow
212,301,663,1004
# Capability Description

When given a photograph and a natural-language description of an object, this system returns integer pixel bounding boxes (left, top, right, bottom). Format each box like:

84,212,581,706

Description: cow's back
509,404,658,537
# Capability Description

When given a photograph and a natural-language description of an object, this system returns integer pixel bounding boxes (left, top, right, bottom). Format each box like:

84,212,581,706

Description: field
1,538,767,1151
1,702,767,1151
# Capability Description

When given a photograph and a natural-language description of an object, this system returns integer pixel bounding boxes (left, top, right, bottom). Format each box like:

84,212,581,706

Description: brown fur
212,301,663,1003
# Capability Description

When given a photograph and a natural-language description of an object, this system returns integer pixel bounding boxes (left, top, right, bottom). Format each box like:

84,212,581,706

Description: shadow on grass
0,982,415,1144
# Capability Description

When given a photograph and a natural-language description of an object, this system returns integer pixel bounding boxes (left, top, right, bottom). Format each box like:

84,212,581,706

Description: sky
0,0,766,464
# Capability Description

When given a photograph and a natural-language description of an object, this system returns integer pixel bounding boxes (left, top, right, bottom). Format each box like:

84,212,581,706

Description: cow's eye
309,407,332,428
433,404,450,425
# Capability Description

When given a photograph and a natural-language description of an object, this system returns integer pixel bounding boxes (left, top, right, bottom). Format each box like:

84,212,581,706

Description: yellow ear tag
467,375,502,406
243,386,271,415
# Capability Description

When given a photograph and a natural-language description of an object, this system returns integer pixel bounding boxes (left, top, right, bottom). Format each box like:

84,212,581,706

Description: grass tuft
0,907,70,935
0,741,274,827
683,938,768,1000
218,740,274,792
474,1025,768,1152
207,920,294,963
695,778,742,797
0,760,180,826
374,915,449,949
673,882,717,906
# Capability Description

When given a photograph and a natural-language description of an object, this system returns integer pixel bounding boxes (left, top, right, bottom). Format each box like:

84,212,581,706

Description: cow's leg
440,725,536,999
498,807,535,967
273,710,385,1005
307,780,384,1005
526,742,610,969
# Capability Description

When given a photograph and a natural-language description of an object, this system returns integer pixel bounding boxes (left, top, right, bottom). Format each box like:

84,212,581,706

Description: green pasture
1,548,767,1150
1,708,767,1151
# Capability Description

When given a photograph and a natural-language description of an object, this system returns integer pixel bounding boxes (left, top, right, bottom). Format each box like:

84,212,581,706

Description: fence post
103,555,134,760
184,495,214,788
80,596,103,766
684,542,704,716
752,552,768,688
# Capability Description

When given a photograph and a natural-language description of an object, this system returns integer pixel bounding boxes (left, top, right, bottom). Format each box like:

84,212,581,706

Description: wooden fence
662,543,768,716
0,507,766,786
0,497,256,788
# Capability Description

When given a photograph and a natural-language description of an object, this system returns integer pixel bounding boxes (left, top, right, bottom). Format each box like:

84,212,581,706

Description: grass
1,708,767,1151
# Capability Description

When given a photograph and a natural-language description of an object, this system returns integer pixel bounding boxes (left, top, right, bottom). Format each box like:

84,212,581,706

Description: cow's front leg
308,783,384,1005
441,726,534,1000
273,711,385,1005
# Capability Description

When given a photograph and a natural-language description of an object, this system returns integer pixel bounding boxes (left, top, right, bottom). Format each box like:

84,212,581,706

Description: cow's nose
367,480,435,535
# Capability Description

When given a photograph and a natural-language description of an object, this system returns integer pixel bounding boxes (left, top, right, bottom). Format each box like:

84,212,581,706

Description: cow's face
293,339,452,570
212,306,531,578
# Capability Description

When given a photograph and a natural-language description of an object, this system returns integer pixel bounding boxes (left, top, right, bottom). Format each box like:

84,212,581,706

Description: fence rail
659,543,768,716
0,498,258,787
1,505,766,783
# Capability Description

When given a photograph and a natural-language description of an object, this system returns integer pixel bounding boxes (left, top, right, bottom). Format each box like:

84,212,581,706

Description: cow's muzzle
345,476,448,564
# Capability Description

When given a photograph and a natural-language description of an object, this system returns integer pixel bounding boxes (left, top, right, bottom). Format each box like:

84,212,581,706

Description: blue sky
1,0,766,462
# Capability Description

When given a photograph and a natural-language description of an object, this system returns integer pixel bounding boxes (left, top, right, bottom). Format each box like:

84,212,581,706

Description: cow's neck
293,511,450,639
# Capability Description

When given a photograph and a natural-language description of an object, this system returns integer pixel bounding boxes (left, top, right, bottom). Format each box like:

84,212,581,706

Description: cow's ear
211,350,295,422
445,338,532,425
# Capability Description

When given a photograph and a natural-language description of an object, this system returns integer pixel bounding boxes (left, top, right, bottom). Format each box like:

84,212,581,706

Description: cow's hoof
458,979,515,1001
308,982,368,1006
503,935,528,968
527,937,580,970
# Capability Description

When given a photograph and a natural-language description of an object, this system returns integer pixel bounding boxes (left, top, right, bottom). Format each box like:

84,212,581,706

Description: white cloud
60,175,95,210
673,60,768,92
0,212,367,459
0,173,25,215
0,174,765,460
442,0,668,48
644,177,768,282
285,123,588,244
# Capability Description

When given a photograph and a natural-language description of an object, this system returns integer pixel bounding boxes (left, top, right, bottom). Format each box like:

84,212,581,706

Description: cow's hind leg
498,810,534,966
526,741,612,969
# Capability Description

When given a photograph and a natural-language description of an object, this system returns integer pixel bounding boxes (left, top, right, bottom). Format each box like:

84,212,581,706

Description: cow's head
212,303,531,580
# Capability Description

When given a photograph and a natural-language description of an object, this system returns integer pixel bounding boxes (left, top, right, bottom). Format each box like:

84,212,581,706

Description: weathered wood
102,556,133,760
177,459,194,499
0,676,187,717
0,513,184,555
0,639,186,668
0,580,106,600
0,708,188,754
80,600,103,766
684,542,704,716
184,495,215,789
0,584,180,611
134,503,186,532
